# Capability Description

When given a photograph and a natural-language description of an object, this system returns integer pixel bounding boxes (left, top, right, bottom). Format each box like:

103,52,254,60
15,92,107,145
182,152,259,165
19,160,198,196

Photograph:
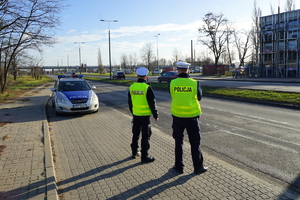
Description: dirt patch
0,121,11,127
2,134,10,141
44,83,53,87
58,193,66,200
0,89,31,104
51,136,56,163
0,145,6,156
32,89,42,93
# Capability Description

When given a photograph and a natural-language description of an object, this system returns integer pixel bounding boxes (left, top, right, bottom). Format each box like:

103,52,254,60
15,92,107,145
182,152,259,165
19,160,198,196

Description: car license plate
73,104,87,108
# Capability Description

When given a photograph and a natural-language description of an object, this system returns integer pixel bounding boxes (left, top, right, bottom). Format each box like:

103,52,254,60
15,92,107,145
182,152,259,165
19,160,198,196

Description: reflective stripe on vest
130,83,152,116
170,78,201,117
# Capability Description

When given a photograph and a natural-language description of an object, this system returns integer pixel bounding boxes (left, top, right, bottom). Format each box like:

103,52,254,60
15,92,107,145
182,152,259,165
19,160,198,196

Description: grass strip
202,86,300,105
0,75,55,103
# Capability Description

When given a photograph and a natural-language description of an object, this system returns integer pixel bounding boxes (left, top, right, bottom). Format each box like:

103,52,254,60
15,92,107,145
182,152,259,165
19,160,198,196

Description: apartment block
260,9,300,77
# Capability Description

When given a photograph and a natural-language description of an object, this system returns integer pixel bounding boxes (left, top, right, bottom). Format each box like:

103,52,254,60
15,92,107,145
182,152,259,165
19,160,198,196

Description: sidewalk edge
43,97,59,200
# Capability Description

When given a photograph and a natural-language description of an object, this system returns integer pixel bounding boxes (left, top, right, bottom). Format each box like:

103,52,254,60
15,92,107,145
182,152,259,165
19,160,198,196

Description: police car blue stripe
62,91,89,100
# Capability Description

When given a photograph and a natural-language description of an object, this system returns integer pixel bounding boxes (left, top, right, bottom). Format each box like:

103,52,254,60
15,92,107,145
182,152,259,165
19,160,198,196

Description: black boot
141,157,155,163
132,151,141,159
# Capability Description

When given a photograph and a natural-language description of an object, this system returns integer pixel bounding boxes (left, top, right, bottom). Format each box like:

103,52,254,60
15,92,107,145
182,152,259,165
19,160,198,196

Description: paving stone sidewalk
0,85,56,200
49,101,299,200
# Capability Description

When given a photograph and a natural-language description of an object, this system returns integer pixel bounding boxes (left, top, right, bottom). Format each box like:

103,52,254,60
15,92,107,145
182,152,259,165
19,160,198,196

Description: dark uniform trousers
131,115,152,158
172,116,204,170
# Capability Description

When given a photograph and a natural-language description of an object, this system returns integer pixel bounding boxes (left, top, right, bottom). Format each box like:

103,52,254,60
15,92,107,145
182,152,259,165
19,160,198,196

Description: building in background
260,9,300,77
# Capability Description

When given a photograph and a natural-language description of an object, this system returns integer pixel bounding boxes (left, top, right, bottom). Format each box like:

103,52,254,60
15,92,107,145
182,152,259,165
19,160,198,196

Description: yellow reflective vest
130,83,152,116
170,78,202,118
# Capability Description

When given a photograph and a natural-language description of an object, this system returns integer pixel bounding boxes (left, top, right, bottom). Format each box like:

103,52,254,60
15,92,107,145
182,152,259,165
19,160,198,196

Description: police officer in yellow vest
170,61,208,174
128,67,159,163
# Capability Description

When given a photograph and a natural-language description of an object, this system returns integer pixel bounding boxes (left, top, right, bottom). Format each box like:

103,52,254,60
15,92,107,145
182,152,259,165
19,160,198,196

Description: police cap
175,61,191,69
136,67,149,77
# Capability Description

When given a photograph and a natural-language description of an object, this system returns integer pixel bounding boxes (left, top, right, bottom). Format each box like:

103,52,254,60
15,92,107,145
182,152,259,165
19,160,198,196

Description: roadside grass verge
202,86,300,106
85,76,300,106
0,75,55,104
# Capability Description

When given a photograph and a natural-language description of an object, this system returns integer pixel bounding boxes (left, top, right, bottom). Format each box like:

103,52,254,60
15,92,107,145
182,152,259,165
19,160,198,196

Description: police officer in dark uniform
128,67,159,163
169,61,208,174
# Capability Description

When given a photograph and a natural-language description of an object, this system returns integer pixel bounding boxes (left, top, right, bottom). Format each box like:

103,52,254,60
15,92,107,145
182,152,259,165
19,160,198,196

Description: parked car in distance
153,69,162,74
157,71,178,83
112,71,126,79
50,75,99,115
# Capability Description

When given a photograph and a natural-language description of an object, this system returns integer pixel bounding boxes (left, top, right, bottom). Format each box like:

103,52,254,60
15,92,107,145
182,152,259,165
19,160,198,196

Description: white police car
51,75,99,115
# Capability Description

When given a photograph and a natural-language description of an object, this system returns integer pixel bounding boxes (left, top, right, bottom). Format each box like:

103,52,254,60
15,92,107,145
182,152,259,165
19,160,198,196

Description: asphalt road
89,81,300,191
149,74,300,93
81,74,300,93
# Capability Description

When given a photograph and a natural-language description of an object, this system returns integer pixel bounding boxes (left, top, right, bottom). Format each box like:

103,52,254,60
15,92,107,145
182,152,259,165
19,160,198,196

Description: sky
38,0,299,67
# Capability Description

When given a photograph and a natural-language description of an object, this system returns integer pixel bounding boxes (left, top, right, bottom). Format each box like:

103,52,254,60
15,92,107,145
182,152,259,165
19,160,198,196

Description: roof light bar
58,75,65,79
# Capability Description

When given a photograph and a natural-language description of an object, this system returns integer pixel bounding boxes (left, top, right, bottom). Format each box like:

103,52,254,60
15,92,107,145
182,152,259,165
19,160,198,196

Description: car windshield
58,81,91,91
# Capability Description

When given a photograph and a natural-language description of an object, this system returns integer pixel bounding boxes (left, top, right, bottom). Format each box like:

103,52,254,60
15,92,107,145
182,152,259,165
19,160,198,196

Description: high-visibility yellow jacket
129,83,152,116
170,78,202,118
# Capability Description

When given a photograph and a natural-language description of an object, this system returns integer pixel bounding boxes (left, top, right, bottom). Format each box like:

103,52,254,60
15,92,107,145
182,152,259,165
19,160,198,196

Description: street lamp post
194,42,199,62
154,33,160,70
74,42,84,74
100,19,118,80
64,50,71,67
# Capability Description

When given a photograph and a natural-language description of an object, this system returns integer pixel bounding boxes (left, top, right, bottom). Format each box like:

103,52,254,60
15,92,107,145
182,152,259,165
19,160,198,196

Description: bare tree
172,48,183,64
133,53,138,69
225,22,234,65
252,0,262,75
270,3,275,14
128,54,133,72
285,0,296,11
140,42,154,70
172,48,179,63
10,51,34,79
185,56,191,63
28,56,44,80
198,12,230,73
159,58,167,66
167,60,173,66
200,50,214,65
221,50,235,64
97,47,104,74
0,0,65,94
233,30,252,67
120,53,128,70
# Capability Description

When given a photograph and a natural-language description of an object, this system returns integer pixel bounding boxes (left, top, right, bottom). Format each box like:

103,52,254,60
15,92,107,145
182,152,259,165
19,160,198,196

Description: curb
43,96,59,200
194,76,300,83
203,93,300,110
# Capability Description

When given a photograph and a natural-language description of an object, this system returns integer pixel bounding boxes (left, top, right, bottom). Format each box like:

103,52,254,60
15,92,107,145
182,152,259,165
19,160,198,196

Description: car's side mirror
91,86,96,89
51,88,56,92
